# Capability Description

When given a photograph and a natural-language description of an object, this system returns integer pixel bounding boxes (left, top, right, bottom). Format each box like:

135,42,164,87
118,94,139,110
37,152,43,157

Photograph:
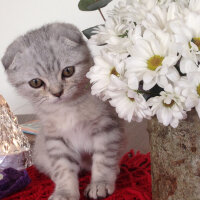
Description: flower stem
98,8,105,21
135,90,151,95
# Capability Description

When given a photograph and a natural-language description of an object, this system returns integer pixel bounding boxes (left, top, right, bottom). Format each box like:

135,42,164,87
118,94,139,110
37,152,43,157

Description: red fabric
4,150,152,200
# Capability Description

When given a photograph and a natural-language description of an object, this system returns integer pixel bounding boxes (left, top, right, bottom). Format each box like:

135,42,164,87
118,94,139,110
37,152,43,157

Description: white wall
0,0,117,114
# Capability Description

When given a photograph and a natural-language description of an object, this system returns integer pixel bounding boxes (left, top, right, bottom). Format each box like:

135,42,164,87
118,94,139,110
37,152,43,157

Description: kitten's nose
52,90,63,98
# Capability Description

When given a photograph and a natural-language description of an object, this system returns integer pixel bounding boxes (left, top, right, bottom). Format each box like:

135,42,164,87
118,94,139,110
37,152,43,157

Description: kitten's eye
62,66,75,78
29,79,44,88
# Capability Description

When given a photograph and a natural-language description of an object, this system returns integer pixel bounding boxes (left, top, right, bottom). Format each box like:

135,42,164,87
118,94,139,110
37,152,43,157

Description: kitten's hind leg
45,136,81,200
84,127,123,199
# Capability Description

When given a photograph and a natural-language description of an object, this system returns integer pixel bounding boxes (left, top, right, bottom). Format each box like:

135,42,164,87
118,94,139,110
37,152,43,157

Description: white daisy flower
142,5,168,32
90,16,132,45
106,76,152,122
158,0,189,7
179,57,198,74
126,30,180,90
105,37,133,59
108,0,136,24
170,11,200,64
90,16,134,58
142,3,183,33
106,25,143,59
127,25,143,45
109,0,157,25
148,84,187,128
128,0,157,25
86,52,125,100
188,0,200,14
177,69,200,117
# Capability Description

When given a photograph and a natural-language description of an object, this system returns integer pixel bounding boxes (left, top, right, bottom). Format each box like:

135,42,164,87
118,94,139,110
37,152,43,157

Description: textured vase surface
148,109,200,200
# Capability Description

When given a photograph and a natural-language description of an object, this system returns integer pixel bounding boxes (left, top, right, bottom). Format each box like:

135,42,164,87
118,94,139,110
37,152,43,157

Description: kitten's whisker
36,97,48,106
13,102,32,113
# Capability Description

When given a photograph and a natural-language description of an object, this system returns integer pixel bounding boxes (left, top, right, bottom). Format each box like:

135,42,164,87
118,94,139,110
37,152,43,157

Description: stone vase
147,109,200,200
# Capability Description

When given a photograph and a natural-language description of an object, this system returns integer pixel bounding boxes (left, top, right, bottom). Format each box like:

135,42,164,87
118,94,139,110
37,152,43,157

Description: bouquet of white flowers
82,0,200,128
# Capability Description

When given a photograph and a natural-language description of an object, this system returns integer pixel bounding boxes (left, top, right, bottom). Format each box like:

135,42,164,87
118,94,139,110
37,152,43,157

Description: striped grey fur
2,23,126,200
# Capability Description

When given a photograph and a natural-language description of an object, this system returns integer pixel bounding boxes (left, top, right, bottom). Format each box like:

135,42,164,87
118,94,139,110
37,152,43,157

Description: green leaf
82,25,99,39
78,0,112,11
87,0,112,10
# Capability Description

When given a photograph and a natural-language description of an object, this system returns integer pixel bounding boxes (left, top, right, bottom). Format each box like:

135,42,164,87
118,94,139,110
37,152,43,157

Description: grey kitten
2,23,125,200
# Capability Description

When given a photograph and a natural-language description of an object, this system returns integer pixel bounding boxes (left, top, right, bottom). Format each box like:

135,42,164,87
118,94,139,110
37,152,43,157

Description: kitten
2,23,125,200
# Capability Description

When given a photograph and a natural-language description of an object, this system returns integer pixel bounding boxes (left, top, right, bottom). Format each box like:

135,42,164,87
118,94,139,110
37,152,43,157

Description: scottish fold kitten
2,23,125,200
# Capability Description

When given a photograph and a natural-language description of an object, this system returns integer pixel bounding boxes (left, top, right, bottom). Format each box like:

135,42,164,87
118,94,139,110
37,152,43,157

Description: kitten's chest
63,114,94,153
45,108,94,152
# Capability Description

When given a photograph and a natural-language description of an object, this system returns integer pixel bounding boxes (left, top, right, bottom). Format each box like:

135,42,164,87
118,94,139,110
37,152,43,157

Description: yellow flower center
111,67,120,77
189,42,191,49
126,92,135,102
196,84,200,96
147,55,164,71
192,37,200,51
163,100,175,108
129,97,135,102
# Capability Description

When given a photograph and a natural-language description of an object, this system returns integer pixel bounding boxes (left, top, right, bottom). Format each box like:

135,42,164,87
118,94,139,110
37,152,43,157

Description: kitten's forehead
20,35,88,74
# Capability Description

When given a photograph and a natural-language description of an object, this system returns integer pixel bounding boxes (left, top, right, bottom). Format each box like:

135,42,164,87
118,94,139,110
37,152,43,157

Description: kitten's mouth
53,96,68,104
57,98,66,103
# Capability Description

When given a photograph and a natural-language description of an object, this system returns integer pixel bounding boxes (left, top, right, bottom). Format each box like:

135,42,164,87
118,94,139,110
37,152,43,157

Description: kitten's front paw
84,182,115,199
48,192,79,200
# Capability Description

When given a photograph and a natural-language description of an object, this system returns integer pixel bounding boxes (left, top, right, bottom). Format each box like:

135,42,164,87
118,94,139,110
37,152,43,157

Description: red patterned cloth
4,150,152,200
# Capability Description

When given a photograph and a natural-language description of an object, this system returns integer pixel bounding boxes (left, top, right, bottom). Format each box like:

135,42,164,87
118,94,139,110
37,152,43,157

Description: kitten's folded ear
46,23,84,47
1,36,26,70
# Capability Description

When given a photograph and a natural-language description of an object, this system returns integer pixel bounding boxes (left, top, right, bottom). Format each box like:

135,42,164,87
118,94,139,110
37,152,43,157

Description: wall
0,0,118,114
